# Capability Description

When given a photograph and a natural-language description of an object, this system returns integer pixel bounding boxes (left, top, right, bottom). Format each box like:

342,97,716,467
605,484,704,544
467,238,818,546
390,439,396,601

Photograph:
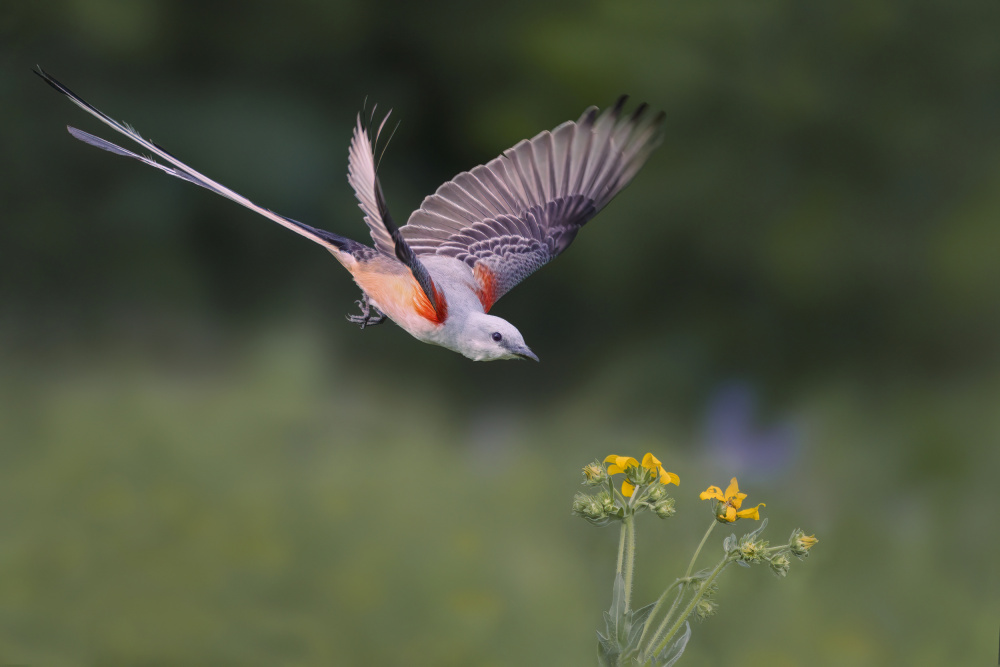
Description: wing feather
400,97,664,311
347,113,397,255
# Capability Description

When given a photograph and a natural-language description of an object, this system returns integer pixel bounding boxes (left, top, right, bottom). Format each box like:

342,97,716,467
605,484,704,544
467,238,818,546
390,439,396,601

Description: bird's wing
35,67,355,252
347,110,448,321
400,97,663,312
347,112,398,256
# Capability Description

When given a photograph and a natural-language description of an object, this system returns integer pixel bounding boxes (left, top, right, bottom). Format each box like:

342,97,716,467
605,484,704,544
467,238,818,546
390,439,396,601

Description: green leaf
608,571,627,641
597,638,615,667
631,601,656,626
651,620,691,666
626,601,657,649
745,517,769,541
597,629,620,667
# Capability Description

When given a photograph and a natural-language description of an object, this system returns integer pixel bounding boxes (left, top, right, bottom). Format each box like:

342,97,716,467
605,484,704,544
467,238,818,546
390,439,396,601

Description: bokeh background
3,1,999,664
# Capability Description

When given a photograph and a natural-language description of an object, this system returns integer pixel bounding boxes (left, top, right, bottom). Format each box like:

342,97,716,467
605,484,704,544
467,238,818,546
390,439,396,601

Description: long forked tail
35,67,358,253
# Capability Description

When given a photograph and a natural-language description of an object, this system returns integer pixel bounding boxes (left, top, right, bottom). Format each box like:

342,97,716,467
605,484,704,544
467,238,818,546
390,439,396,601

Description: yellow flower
604,455,640,496
604,455,639,475
641,453,680,487
604,453,680,498
699,477,765,522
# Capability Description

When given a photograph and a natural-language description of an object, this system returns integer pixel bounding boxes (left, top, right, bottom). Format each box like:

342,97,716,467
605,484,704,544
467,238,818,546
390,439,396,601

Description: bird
37,67,663,362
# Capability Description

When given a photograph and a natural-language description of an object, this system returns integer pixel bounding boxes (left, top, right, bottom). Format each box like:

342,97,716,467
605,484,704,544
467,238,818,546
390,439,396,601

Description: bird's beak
512,345,539,362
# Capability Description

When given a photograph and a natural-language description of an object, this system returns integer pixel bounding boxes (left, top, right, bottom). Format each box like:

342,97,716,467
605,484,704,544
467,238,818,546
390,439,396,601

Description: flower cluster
607,453,679,497
574,456,819,666
572,452,679,525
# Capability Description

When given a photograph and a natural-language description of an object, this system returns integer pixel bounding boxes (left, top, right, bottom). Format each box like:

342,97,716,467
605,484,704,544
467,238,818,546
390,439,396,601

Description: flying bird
37,68,663,361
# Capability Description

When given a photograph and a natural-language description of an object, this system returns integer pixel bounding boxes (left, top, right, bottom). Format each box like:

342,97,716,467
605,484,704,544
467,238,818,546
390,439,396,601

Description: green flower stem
648,555,733,660
637,520,718,651
615,514,637,612
616,515,627,574
624,515,636,611
685,521,718,578
614,484,644,613
641,584,686,660
636,579,684,649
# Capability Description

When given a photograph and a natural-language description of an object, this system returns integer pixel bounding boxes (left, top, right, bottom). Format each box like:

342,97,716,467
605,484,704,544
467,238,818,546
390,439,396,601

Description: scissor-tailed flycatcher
38,68,663,361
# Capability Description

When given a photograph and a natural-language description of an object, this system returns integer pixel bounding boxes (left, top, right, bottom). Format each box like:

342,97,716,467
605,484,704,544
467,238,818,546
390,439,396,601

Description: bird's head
459,313,539,362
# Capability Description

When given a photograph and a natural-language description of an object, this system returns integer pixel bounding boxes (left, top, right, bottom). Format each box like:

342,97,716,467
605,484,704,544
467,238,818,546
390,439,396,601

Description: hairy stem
637,579,685,651
648,556,732,660
640,582,686,661
685,521,717,578
616,516,628,576
623,515,636,611
638,520,717,652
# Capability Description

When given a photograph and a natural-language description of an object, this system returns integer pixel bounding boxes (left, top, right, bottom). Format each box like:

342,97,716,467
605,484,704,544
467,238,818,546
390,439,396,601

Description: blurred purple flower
704,382,800,478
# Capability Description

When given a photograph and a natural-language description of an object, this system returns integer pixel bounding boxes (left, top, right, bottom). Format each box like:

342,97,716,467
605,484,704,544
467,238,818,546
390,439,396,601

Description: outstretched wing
400,97,664,312
347,109,447,321
347,111,397,256
35,67,355,253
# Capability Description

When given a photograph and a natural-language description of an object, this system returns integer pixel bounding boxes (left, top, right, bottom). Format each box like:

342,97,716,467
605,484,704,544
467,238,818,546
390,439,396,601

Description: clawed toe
347,294,386,329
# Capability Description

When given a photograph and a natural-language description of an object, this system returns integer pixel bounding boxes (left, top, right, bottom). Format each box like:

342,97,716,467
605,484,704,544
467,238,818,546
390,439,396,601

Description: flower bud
695,597,718,620
572,493,609,526
652,497,676,519
582,461,607,486
596,489,616,512
645,483,668,502
789,530,818,558
769,553,791,578
737,536,769,564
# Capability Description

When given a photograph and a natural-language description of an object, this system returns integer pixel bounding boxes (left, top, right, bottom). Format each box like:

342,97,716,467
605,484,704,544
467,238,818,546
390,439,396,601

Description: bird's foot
346,295,386,329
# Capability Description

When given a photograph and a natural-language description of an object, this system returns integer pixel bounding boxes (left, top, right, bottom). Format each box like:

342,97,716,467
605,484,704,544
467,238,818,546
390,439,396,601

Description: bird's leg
346,293,386,329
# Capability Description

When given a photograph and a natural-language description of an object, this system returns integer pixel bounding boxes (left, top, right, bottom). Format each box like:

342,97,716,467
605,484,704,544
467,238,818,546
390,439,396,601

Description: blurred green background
3,1,999,664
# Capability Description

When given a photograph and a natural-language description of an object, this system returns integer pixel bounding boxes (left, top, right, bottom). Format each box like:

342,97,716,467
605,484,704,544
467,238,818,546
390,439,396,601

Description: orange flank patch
350,265,448,328
413,280,449,324
474,264,498,313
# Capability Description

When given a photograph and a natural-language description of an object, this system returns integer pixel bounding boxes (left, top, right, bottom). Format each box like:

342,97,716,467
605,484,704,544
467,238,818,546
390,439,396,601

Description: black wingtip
34,66,67,94
612,95,629,117
35,67,97,116
629,102,649,123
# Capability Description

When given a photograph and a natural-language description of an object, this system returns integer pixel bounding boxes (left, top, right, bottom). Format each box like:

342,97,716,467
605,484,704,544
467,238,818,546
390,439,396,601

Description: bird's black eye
491,332,503,342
